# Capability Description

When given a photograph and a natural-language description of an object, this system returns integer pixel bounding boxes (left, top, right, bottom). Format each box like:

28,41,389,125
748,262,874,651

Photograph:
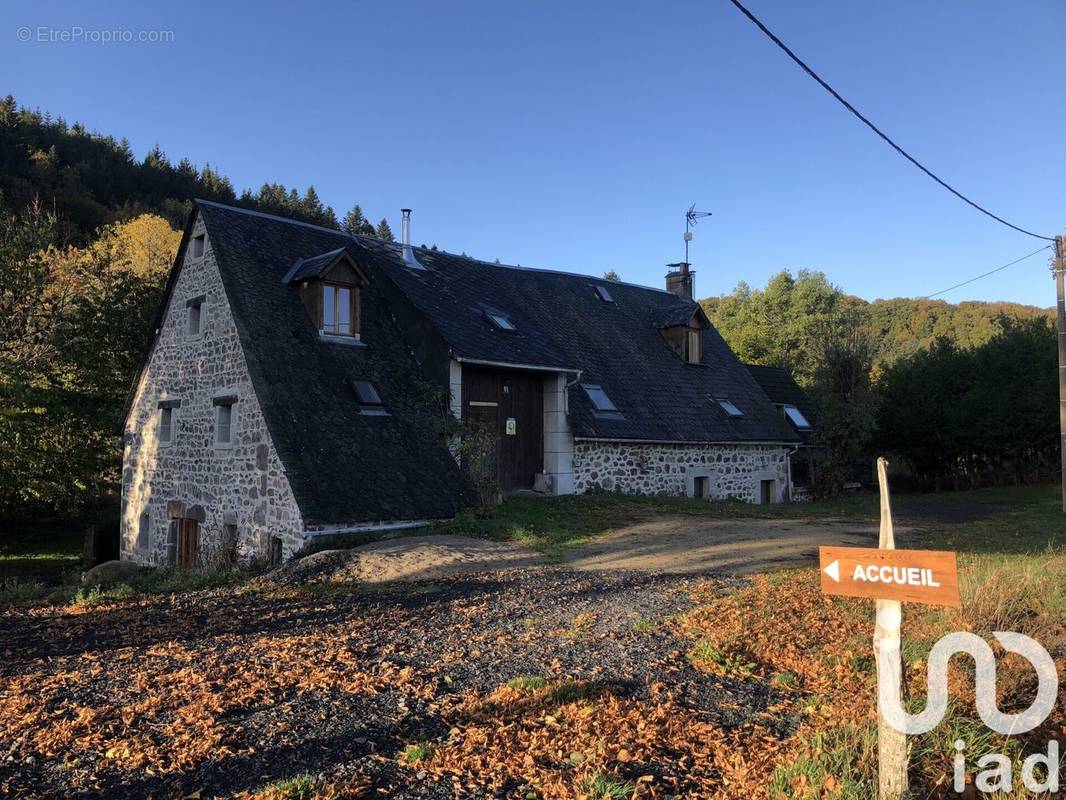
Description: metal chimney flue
399,208,425,270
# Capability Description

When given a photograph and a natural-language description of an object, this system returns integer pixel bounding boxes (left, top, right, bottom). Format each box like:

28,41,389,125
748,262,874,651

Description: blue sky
3,0,1063,306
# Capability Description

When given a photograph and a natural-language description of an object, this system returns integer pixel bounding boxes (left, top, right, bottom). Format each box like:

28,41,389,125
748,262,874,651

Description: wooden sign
819,545,960,607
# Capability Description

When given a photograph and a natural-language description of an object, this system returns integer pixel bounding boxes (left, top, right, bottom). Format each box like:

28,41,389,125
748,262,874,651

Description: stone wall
120,215,305,566
573,440,791,502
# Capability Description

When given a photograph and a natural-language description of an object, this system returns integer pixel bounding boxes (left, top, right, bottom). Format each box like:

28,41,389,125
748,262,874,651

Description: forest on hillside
0,94,1056,524
702,270,1058,491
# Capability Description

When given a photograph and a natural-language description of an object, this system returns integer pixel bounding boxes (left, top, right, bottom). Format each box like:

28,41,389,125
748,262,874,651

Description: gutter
573,437,800,447
304,519,433,539
454,355,580,374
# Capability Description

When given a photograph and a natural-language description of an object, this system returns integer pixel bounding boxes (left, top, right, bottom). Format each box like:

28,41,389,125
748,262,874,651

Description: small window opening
191,234,205,260
581,383,618,413
593,285,614,303
214,398,237,445
322,283,357,336
187,297,204,336
137,511,150,553
485,311,516,331
269,536,284,566
694,476,710,499
351,379,388,415
158,406,174,444
716,398,744,418
783,404,812,429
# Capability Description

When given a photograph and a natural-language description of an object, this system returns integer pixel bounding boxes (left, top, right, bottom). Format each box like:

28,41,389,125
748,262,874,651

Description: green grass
768,725,877,799
431,491,879,559
265,773,323,800
687,639,757,676
583,773,635,799
552,681,587,703
0,521,84,584
632,617,657,633
401,742,433,763
0,564,250,608
506,675,549,691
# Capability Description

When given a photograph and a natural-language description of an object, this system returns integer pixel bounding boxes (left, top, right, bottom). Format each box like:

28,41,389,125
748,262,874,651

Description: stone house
744,364,821,498
119,200,798,566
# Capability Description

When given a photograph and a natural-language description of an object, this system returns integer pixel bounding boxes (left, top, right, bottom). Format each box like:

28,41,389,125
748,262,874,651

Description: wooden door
461,367,544,492
177,519,199,567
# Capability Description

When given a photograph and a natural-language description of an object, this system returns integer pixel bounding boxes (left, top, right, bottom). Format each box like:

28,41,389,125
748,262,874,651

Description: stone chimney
665,262,695,301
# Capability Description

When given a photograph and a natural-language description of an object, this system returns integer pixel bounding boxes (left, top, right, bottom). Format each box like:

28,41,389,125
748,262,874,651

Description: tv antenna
684,204,712,264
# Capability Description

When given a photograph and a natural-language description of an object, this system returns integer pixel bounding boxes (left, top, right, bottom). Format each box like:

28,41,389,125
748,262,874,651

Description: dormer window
652,303,709,365
322,283,356,336
284,248,369,342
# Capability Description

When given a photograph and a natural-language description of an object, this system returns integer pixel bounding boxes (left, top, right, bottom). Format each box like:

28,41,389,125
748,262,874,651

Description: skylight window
783,404,812,429
351,380,388,415
593,285,614,303
485,311,516,331
581,383,618,413
716,398,744,418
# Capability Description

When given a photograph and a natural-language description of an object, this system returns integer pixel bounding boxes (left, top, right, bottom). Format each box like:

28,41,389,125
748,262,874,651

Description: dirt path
563,516,917,574
281,516,918,584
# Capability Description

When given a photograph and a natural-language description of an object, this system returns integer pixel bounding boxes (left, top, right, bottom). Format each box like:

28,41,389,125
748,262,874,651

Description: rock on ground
275,535,544,585
81,559,145,586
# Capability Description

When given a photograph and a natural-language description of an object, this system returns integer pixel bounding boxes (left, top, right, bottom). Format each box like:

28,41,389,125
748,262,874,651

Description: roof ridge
197,198,677,297
196,198,352,237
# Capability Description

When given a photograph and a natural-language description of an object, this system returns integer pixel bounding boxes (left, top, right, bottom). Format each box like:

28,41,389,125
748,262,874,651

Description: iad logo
874,608,1060,793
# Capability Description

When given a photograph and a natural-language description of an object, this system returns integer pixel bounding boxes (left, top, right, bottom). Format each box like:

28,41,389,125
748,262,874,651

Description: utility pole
1057,237,1066,512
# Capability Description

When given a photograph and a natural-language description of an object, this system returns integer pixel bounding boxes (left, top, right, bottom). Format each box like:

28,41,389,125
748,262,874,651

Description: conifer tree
375,218,394,241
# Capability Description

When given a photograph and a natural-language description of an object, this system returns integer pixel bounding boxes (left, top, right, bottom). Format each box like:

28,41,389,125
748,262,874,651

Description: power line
923,245,1051,299
724,0,1055,242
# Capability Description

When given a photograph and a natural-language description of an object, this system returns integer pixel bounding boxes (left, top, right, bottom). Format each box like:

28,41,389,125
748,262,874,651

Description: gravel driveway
563,516,916,574
281,516,915,585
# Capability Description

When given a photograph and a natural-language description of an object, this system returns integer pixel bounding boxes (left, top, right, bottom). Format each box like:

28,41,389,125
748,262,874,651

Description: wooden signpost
818,457,961,800
819,546,960,607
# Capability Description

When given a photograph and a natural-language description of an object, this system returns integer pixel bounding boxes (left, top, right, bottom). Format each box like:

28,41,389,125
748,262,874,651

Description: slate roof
191,202,467,527
282,247,350,283
649,303,706,329
346,222,798,445
744,364,817,443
